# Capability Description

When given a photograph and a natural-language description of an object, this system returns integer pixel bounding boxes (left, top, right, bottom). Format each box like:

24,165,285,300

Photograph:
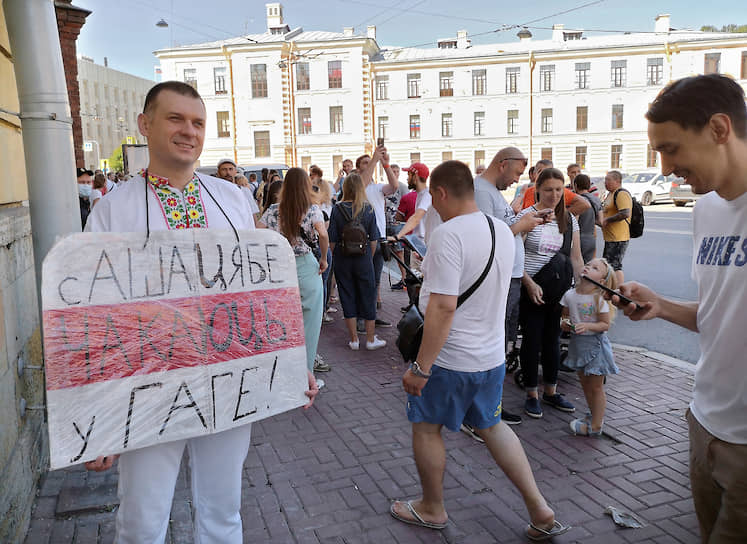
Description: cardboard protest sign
42,229,308,470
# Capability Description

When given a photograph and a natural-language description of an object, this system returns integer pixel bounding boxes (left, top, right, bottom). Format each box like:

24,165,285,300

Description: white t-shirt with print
420,212,514,372
413,188,432,241
560,288,610,336
365,183,387,241
517,207,579,277
690,190,747,444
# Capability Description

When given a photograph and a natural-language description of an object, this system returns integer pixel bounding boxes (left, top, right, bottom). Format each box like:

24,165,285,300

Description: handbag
531,216,573,305
396,215,496,363
298,225,321,260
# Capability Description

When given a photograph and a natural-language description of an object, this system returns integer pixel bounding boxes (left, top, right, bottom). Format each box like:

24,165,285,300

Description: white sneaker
326,307,337,313
348,340,360,351
316,378,325,390
323,313,334,323
365,336,386,351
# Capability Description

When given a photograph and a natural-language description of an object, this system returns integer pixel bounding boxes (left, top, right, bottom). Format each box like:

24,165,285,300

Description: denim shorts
407,364,506,432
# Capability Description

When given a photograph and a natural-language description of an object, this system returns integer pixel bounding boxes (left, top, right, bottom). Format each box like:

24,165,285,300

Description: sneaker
391,280,405,291
501,409,522,425
313,356,331,373
322,313,334,323
326,307,338,313
569,418,602,437
460,423,485,443
357,319,365,333
375,318,392,328
365,336,386,350
316,378,325,390
524,397,543,419
348,340,360,351
542,393,576,413
400,306,410,313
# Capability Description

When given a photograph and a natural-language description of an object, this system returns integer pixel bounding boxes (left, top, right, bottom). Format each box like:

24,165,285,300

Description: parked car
669,180,702,207
194,163,290,181
621,171,683,205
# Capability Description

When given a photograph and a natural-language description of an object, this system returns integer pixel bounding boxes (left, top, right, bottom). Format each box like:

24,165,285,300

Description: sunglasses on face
311,185,320,193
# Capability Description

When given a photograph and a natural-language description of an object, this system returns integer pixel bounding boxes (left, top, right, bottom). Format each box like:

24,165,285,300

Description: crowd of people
77,74,746,544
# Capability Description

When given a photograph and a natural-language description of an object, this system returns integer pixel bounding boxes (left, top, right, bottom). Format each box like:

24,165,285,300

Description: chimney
517,28,532,42
367,25,376,40
655,14,670,34
456,30,470,49
265,2,283,32
343,27,354,37
552,24,564,41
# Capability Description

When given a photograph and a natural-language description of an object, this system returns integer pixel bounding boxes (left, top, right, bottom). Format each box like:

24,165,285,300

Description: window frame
541,108,553,133
407,73,421,99
216,111,230,138
296,62,310,91
439,71,454,97
213,67,227,95
329,105,344,134
251,64,268,98
409,114,421,139
298,107,312,135
472,69,487,95
327,60,342,89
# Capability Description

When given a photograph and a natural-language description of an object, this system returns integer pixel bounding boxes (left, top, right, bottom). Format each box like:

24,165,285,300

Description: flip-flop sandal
390,500,448,530
526,520,572,541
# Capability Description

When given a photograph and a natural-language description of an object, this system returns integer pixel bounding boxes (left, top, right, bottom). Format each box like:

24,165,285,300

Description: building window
296,62,310,90
407,73,421,98
647,144,658,168
506,67,519,94
611,144,623,169
441,113,453,137
742,52,747,79
184,68,197,89
409,115,421,139
329,106,343,133
474,111,485,136
575,62,590,89
474,150,485,168
375,76,389,100
541,148,553,162
575,146,587,169
611,104,624,129
254,131,270,157
507,109,518,134
705,53,721,74
377,116,388,139
540,65,555,92
332,155,343,175
472,69,487,95
328,60,342,88
251,64,268,98
647,58,664,86
576,106,588,131
440,72,454,97
214,67,227,95
541,108,553,133
442,151,453,162
410,152,420,163
216,111,230,137
298,107,311,135
611,60,627,87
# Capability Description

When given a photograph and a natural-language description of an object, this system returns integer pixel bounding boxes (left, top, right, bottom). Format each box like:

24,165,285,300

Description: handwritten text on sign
42,229,307,470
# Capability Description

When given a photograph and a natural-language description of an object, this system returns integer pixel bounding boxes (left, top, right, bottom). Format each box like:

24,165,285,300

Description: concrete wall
0,6,48,543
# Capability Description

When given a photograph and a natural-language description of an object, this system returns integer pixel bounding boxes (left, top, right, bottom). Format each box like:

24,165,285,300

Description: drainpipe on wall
528,51,536,167
222,45,238,165
5,0,81,297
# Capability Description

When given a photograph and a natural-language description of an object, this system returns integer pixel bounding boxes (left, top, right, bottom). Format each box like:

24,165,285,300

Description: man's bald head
494,147,525,163
491,147,527,189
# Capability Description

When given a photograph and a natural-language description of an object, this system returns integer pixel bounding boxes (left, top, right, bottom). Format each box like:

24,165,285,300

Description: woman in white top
259,168,329,372
516,168,583,419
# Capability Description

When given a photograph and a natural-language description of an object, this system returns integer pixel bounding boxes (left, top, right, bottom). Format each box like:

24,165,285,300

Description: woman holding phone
515,168,584,419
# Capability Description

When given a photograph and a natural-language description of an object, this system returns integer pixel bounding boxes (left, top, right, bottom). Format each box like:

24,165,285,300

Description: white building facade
155,7,747,178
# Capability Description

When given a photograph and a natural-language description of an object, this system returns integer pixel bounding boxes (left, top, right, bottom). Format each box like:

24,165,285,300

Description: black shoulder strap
457,215,495,308
561,214,573,257
613,188,632,225
337,202,352,223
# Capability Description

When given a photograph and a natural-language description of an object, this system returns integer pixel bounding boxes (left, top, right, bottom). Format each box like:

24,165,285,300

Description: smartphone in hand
377,137,385,147
581,275,641,309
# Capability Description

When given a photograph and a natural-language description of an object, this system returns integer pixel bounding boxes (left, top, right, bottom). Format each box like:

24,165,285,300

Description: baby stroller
381,236,422,310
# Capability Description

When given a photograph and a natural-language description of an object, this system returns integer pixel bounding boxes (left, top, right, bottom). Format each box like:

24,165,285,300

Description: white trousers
114,424,253,544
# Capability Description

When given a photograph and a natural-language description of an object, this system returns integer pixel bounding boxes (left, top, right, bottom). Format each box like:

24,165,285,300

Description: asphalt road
598,203,701,364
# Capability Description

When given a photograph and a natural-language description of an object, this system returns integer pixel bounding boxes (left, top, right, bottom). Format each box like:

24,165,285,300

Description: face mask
78,183,92,199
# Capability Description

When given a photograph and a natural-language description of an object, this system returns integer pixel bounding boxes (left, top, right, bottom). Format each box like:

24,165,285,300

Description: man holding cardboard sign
67,81,319,543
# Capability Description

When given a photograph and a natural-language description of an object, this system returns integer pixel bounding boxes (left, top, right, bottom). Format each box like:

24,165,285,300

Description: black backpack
337,203,368,257
614,188,644,239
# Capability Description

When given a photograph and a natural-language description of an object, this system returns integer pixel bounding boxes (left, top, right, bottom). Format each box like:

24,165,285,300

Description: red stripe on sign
43,287,304,390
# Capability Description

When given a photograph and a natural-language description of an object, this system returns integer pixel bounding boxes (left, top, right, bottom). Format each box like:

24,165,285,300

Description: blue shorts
407,364,506,432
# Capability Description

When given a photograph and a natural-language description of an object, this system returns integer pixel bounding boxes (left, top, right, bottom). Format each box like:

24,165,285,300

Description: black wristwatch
409,361,431,378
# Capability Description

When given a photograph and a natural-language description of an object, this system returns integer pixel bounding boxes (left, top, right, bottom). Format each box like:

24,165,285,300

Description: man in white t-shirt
357,147,399,327
390,160,570,540
393,162,430,266
617,74,747,544
84,81,319,544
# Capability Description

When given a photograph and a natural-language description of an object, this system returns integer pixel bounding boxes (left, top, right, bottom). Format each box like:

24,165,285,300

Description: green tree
107,139,125,172
700,24,747,32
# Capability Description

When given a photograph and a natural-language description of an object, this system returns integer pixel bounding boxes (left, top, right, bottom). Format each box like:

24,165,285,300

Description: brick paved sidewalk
25,282,699,543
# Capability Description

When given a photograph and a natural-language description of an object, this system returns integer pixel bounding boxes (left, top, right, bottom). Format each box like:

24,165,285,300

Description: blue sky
74,0,746,81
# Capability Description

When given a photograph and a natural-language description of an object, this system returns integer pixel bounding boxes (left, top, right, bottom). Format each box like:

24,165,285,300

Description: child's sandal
569,418,603,437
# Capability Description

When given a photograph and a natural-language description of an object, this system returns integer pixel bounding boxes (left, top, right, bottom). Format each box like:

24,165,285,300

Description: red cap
403,162,429,181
